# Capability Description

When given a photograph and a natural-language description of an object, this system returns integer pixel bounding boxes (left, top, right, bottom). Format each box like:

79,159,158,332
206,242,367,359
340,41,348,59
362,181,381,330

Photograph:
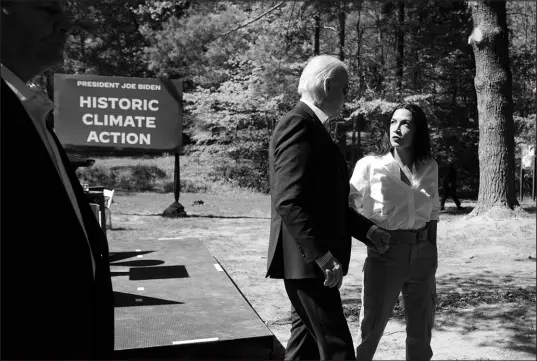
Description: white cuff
315,251,333,269
366,225,379,240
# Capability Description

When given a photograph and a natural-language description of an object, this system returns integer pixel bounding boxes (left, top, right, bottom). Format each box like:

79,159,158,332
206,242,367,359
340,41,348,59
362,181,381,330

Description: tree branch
207,1,285,44
323,25,339,34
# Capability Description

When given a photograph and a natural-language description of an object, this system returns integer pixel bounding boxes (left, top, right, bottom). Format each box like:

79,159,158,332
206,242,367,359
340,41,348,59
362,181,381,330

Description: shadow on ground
441,205,474,215
119,213,163,216
431,300,536,356
118,212,269,219
524,206,536,215
440,202,535,216
417,273,534,356
188,214,270,220
337,272,536,357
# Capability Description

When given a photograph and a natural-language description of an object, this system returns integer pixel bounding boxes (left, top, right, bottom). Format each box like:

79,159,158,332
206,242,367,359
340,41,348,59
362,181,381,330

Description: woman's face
389,108,416,150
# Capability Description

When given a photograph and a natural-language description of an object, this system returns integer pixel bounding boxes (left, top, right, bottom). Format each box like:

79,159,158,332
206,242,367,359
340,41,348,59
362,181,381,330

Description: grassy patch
75,151,271,194
76,154,230,193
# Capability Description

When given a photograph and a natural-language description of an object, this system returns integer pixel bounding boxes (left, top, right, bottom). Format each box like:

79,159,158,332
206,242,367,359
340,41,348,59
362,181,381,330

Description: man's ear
323,78,331,97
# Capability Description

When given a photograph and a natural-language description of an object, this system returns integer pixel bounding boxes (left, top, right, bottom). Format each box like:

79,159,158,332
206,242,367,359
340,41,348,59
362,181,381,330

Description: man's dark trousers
284,279,355,360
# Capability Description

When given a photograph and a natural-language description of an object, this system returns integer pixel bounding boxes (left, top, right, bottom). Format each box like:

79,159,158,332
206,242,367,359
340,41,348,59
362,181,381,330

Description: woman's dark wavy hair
374,102,432,168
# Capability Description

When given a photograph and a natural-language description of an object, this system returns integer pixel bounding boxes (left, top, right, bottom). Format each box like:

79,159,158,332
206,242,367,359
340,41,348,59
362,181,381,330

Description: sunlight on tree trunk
467,1,523,218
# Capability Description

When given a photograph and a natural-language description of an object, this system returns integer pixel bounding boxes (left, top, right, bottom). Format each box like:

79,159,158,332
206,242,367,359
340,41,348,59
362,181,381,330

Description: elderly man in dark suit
1,1,114,359
266,55,391,360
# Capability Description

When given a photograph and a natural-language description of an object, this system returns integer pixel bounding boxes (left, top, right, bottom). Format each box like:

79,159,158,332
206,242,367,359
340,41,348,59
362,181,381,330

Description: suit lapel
47,122,77,186
296,101,336,146
47,123,102,234
295,101,349,181
8,79,101,274
296,101,349,182
297,101,327,131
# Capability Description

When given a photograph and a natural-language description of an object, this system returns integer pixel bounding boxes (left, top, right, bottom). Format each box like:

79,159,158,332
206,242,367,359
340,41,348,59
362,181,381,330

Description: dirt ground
108,191,536,360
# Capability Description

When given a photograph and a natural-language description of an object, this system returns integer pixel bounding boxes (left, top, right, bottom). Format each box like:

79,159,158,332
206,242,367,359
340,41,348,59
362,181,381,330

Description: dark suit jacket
266,102,375,279
1,80,114,359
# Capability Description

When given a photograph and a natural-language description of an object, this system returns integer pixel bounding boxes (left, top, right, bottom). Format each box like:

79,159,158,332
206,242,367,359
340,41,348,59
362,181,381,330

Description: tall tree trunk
521,1,527,118
468,1,521,216
451,80,458,105
338,4,345,61
412,67,419,91
413,4,423,92
534,1,536,201
355,3,365,97
375,15,385,94
314,12,321,55
396,0,404,101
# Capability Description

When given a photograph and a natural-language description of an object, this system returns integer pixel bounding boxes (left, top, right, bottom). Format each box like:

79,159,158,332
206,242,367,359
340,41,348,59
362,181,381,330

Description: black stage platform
110,237,284,359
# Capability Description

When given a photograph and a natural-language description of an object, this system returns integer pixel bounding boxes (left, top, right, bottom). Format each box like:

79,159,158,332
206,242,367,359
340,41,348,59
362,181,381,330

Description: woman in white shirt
350,103,440,361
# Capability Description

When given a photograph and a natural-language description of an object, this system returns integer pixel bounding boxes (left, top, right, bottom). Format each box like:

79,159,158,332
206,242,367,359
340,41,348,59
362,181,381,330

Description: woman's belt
388,227,428,245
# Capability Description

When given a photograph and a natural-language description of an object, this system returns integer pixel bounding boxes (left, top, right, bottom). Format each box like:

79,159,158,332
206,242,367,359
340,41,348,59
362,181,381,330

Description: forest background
35,0,537,197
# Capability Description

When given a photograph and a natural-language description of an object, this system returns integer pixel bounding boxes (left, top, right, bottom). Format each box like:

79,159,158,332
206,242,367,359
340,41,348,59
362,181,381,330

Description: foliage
143,2,312,192
76,163,210,193
507,2,537,119
63,0,151,77
52,0,536,194
346,96,480,193
514,114,537,147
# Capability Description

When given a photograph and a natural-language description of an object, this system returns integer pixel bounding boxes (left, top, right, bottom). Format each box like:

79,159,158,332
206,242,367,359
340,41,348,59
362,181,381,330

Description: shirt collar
1,64,56,122
385,150,432,174
381,152,396,165
300,98,330,124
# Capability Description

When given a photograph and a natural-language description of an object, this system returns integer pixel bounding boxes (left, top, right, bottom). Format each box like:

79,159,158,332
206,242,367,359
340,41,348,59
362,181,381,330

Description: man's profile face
324,67,349,118
1,0,70,79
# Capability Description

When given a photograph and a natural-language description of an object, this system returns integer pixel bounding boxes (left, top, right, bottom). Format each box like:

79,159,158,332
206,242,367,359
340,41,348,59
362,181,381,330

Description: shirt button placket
408,187,416,230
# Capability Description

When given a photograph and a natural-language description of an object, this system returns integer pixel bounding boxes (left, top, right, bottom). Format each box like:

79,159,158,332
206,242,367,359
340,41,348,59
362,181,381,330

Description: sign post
161,152,186,218
158,77,187,218
54,74,186,217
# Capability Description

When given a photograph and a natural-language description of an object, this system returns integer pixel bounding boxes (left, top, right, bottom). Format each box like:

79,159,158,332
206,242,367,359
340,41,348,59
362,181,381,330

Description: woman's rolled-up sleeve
430,160,441,222
349,157,371,213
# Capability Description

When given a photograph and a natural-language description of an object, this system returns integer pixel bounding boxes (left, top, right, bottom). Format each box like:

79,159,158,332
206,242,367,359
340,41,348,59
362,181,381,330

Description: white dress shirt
349,152,440,231
1,64,96,277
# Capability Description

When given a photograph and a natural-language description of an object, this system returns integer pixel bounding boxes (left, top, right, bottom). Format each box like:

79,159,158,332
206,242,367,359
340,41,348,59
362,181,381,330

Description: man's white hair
297,55,347,104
